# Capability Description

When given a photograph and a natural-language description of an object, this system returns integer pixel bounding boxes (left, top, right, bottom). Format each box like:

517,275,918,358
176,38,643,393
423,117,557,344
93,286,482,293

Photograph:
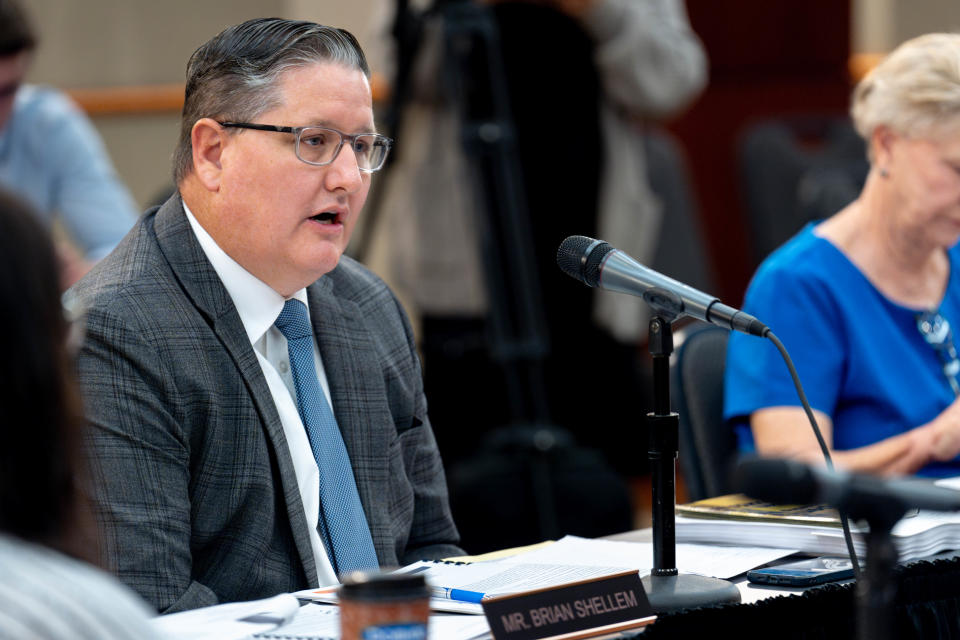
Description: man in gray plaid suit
68,18,462,613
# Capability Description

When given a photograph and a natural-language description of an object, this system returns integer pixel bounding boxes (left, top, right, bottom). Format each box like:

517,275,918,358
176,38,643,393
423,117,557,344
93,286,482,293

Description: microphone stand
845,494,902,640
641,312,741,611
857,521,897,640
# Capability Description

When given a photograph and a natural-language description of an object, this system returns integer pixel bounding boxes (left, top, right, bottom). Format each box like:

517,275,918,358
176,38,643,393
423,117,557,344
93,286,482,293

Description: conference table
156,527,960,639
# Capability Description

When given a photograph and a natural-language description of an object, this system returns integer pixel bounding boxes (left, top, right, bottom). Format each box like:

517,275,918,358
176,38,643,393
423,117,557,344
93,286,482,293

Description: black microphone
556,235,768,336
733,456,960,514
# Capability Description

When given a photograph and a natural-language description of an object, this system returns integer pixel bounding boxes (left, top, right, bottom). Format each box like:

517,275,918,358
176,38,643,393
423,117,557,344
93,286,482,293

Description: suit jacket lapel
152,195,319,584
307,278,391,559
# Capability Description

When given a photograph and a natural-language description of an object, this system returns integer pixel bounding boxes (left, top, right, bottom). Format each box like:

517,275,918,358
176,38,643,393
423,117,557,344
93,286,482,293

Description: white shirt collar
182,200,309,346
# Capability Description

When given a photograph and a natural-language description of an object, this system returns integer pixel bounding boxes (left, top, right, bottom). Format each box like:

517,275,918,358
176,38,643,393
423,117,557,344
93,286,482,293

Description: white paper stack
676,479,960,562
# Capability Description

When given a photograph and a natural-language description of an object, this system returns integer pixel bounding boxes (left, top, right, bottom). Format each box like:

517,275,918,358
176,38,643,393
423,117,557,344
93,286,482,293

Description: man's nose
324,143,364,193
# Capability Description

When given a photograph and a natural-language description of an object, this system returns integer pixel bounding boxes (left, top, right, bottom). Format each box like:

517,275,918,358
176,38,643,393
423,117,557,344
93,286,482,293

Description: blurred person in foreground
725,33,960,477
66,18,461,613
0,0,138,287
0,188,159,638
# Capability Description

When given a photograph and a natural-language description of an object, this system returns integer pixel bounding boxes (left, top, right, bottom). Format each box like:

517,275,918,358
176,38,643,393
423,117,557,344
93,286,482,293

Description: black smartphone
746,556,855,587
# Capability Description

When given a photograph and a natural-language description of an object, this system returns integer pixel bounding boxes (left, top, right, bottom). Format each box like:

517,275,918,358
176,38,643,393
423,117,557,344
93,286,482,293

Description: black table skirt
635,555,960,639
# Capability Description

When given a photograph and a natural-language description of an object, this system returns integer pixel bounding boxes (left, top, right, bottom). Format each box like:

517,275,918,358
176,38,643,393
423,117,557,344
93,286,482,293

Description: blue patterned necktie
274,298,379,576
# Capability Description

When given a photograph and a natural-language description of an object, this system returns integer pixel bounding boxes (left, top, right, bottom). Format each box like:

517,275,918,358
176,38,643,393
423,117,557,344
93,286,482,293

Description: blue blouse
723,223,960,477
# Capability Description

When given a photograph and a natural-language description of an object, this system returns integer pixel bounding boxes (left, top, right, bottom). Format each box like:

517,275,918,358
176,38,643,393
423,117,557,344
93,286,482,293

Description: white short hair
851,33,960,143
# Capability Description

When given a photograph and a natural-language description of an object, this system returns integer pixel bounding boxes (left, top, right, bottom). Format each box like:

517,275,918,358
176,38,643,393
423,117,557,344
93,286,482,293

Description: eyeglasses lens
297,128,389,171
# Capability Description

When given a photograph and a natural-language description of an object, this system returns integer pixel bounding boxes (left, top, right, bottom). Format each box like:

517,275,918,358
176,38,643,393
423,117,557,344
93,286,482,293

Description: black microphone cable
762,330,862,580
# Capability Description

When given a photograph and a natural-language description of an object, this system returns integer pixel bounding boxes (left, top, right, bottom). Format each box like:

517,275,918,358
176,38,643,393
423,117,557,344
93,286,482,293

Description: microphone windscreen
731,457,819,505
557,236,613,287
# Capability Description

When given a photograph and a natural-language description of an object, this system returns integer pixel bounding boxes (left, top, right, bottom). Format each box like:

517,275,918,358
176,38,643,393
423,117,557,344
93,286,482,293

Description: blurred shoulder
751,223,843,288
13,84,85,126
0,534,160,639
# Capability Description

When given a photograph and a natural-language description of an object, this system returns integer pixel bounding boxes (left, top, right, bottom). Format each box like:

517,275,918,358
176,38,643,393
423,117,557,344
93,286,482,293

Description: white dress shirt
183,202,338,586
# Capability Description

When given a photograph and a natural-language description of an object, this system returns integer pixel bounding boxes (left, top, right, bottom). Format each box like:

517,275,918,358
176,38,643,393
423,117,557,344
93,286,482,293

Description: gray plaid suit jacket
69,195,462,613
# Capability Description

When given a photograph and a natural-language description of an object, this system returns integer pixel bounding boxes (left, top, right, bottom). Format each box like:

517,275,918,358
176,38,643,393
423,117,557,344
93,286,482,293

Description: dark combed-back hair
0,189,89,557
0,0,36,56
173,17,370,184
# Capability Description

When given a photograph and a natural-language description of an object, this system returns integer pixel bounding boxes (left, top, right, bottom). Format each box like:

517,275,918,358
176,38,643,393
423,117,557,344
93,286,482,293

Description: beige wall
888,0,960,48
853,0,960,53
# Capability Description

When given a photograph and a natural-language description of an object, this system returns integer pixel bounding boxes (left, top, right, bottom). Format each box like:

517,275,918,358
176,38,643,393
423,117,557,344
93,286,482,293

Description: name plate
481,570,655,640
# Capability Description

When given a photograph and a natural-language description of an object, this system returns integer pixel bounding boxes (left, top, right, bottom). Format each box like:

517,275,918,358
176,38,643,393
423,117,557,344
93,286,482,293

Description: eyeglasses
218,122,393,173
917,310,960,396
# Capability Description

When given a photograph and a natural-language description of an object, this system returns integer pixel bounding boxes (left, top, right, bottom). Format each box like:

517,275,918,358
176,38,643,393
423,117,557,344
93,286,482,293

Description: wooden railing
848,52,884,83
66,83,184,116
66,57,879,117
65,73,392,116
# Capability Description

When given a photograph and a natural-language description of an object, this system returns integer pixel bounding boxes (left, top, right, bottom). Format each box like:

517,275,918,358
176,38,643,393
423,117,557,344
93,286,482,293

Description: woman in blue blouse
725,33,960,477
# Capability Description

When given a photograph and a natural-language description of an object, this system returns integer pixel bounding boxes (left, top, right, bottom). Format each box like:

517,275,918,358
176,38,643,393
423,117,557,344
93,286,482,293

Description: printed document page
151,593,300,640
497,535,797,580
392,535,794,598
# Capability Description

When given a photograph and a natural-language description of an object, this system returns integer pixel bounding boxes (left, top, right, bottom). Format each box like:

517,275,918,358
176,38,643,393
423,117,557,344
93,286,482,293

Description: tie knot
275,299,312,341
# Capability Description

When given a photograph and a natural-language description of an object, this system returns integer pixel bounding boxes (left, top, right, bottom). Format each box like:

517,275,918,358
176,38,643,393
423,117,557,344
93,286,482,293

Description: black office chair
646,128,715,293
738,115,868,267
672,325,738,501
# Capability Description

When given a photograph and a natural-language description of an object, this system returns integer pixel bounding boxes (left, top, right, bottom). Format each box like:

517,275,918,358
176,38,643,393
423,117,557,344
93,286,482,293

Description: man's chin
304,248,346,280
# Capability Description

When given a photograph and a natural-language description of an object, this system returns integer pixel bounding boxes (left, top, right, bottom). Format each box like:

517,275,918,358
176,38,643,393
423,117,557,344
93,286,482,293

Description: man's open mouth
310,211,340,224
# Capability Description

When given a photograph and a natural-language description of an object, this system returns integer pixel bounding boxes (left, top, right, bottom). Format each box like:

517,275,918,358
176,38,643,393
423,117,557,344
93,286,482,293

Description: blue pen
431,586,486,603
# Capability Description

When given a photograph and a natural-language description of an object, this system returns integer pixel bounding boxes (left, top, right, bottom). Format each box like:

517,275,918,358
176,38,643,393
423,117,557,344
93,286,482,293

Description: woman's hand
923,396,960,462
751,405,950,476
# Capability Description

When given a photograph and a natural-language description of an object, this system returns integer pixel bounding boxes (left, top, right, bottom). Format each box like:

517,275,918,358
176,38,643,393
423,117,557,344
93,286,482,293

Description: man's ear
191,118,226,191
